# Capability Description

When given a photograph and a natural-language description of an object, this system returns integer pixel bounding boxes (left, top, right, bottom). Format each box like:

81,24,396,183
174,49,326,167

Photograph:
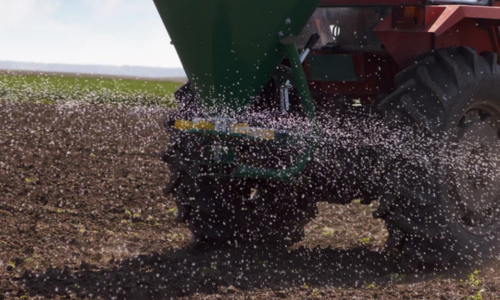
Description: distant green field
0,74,182,107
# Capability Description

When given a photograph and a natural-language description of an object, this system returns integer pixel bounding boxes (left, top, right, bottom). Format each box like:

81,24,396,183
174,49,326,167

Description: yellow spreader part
231,123,275,141
174,120,275,141
174,120,215,131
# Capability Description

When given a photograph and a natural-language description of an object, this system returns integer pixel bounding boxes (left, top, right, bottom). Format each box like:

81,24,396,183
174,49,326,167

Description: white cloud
0,0,61,29
85,0,129,15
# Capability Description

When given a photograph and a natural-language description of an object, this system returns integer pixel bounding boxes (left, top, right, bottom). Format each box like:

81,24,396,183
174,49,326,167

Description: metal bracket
280,39,316,121
233,40,318,180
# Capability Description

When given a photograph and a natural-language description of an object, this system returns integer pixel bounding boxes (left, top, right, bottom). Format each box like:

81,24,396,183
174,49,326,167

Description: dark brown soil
1,103,499,300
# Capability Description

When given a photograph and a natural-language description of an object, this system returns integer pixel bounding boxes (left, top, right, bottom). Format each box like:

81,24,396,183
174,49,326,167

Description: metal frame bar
497,26,500,53
233,41,317,180
488,25,500,54
320,0,424,6
282,42,317,121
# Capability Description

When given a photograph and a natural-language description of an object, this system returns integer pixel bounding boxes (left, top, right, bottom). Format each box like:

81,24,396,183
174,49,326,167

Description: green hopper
153,0,321,115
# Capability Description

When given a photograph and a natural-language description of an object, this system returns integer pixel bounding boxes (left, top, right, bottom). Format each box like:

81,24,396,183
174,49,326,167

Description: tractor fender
374,5,500,68
428,5,500,36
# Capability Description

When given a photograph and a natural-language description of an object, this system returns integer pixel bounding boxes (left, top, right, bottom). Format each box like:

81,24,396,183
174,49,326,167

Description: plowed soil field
1,102,499,300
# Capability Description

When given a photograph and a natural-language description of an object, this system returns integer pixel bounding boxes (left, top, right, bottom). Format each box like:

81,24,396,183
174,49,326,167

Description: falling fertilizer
155,0,500,271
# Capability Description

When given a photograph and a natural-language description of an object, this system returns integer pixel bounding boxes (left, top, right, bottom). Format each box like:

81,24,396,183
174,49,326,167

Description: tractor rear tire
376,46,500,269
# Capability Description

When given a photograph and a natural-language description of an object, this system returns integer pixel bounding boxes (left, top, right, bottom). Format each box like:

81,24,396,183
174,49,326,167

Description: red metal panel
435,18,494,53
374,8,434,67
304,3,500,102
425,6,447,25
429,6,500,36
374,5,500,68
377,31,433,68
320,0,423,6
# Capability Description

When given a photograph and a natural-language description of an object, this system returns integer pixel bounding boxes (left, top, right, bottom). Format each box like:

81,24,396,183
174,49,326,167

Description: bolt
278,31,284,38
285,18,292,25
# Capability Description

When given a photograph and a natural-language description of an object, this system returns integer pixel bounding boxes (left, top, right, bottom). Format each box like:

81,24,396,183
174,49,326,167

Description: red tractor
154,0,500,270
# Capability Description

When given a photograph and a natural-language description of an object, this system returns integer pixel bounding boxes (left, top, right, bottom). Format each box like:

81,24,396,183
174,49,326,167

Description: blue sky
0,0,182,68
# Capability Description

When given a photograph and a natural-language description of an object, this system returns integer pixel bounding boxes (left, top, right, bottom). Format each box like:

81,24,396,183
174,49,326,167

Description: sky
0,0,183,68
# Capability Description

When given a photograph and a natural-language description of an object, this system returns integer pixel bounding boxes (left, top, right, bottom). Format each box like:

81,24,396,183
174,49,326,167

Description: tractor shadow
19,245,482,300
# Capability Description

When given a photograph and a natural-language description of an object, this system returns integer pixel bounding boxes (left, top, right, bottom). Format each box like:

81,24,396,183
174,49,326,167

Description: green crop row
0,74,183,107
